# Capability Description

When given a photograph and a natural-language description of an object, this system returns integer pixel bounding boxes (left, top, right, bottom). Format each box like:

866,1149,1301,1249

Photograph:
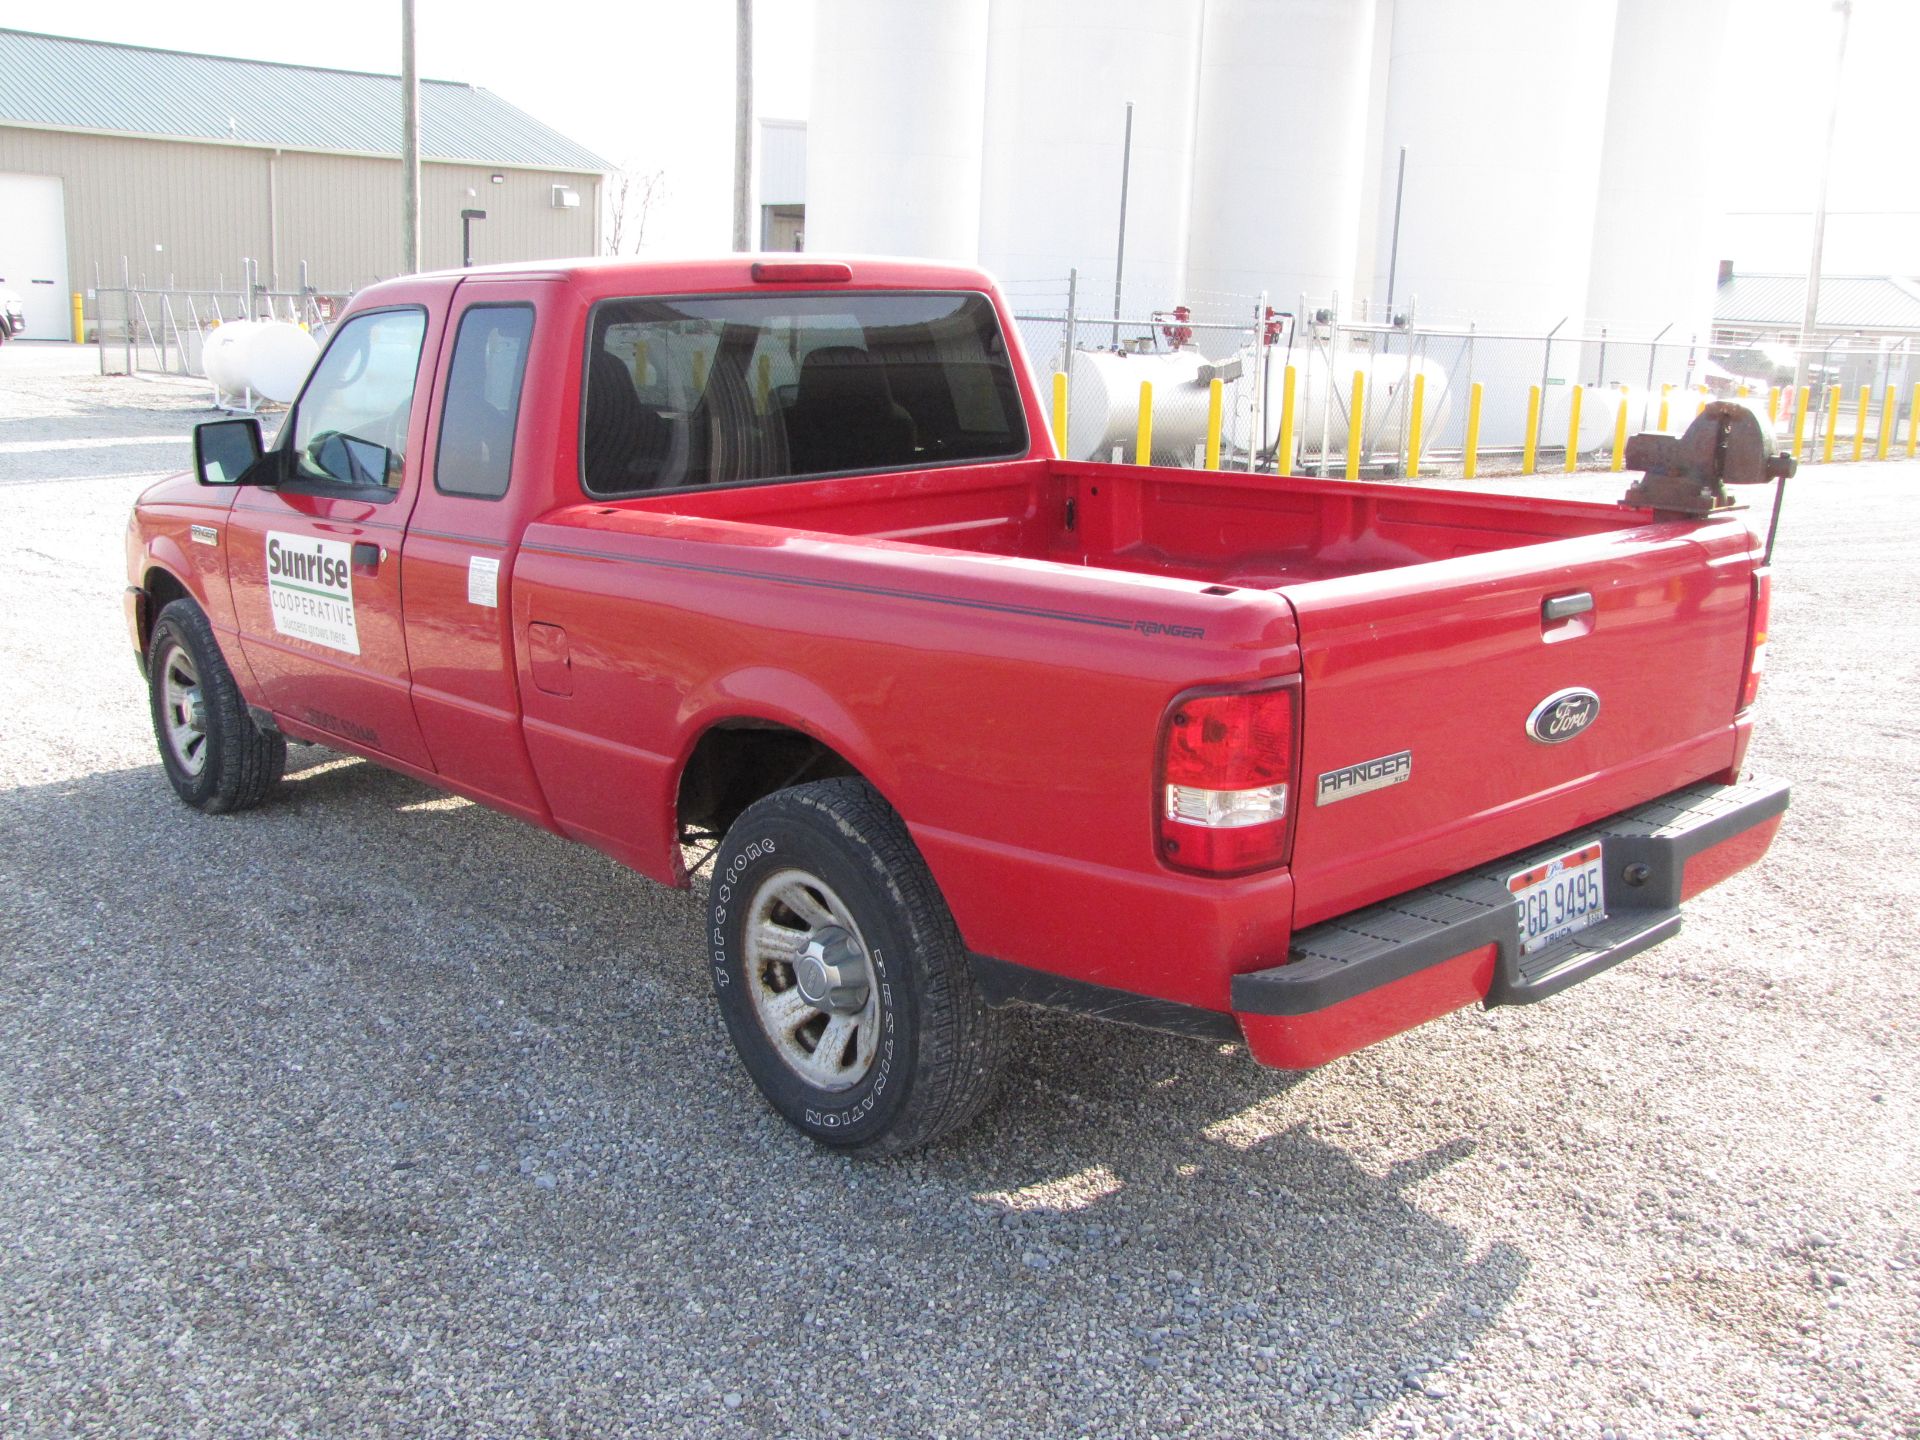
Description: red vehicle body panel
125,255,1784,1068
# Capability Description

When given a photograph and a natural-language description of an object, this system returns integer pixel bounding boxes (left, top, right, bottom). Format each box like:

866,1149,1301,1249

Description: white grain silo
1184,0,1379,314
976,0,1205,307
803,0,993,260
1583,0,1731,384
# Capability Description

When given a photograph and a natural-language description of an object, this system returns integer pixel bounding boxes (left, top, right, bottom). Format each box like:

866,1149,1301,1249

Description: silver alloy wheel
158,641,209,777
743,868,880,1091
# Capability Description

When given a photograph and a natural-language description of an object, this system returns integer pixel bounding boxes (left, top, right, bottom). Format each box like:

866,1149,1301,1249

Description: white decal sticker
467,554,501,608
265,531,360,655
190,524,219,547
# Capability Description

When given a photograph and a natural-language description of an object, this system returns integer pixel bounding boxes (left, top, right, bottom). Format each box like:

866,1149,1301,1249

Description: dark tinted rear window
581,291,1027,495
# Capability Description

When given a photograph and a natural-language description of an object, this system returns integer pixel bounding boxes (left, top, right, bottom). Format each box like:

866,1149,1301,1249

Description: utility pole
732,0,753,251
1793,0,1852,403
1111,101,1133,347
401,0,421,273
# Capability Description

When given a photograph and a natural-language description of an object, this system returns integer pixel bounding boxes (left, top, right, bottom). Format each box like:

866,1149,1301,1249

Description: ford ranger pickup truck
125,256,1789,1154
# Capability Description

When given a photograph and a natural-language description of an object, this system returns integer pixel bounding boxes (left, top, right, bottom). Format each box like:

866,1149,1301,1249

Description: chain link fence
1015,274,1920,477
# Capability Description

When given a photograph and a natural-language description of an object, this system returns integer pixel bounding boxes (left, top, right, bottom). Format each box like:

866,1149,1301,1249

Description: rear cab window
580,291,1028,495
436,304,534,500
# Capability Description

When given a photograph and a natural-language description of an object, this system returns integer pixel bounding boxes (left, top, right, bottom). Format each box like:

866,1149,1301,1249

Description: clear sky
5,0,1914,276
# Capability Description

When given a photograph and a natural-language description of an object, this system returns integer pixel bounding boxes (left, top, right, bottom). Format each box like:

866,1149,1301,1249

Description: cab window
436,305,533,499
581,291,1026,495
291,308,428,488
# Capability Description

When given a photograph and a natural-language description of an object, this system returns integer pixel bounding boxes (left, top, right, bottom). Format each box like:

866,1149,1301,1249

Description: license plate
1508,842,1606,954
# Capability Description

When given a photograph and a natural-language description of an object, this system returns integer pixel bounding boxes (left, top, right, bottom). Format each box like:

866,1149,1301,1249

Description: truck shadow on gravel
1,752,1526,1438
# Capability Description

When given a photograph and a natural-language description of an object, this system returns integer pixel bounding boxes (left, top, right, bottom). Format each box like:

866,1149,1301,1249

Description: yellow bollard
1657,383,1672,432
1463,381,1483,479
1824,385,1841,462
1767,386,1780,425
1853,384,1869,461
634,339,648,383
756,354,771,413
1610,393,1629,472
70,292,84,344
1910,382,1920,458
1876,384,1895,460
1792,386,1810,460
1695,386,1708,418
1345,370,1365,481
1564,385,1584,473
1136,380,1153,465
1523,385,1542,475
1276,364,1298,475
1051,372,1068,455
1407,372,1425,478
1737,384,1750,398
1204,378,1223,470
692,349,708,393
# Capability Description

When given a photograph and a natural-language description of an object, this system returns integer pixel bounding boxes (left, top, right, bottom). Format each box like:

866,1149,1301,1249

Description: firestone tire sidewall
708,806,920,1151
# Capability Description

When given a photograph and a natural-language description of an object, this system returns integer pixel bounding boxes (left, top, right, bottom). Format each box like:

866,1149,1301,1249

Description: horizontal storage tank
805,0,992,259
1063,347,1238,464
1264,348,1454,466
203,320,318,404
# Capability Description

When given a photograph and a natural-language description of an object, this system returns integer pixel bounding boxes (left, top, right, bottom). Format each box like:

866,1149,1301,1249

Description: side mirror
193,417,263,486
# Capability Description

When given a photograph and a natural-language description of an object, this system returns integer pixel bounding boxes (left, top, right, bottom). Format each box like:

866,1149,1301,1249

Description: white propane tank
1267,349,1453,467
1539,384,1643,457
1065,347,1223,465
203,320,319,404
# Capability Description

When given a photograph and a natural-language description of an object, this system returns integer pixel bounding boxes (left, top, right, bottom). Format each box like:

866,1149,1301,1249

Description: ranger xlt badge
1317,749,1412,806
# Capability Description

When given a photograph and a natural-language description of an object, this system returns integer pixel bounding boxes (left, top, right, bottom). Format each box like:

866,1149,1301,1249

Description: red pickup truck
125,256,1787,1154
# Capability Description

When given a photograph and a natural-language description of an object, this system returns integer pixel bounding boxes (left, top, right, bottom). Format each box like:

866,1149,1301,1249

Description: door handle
351,541,382,572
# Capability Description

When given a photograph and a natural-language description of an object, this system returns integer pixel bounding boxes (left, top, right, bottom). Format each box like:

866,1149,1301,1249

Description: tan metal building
0,29,608,338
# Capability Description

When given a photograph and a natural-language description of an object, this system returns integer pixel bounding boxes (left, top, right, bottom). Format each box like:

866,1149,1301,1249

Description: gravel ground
1,343,1916,1439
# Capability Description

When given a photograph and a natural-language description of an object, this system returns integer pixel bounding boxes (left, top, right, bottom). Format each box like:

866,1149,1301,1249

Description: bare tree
605,164,668,255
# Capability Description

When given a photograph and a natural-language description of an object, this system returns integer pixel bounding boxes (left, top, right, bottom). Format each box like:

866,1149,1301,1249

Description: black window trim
576,287,1033,501
275,302,431,504
433,300,536,502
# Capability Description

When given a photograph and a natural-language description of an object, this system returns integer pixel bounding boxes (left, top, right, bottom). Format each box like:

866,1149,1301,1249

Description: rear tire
146,597,285,813
707,778,1006,1156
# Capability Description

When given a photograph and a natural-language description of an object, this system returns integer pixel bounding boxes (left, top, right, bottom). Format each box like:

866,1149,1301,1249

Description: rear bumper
1232,774,1790,1067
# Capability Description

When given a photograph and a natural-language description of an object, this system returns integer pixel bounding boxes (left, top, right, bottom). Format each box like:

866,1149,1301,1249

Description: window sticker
266,531,360,655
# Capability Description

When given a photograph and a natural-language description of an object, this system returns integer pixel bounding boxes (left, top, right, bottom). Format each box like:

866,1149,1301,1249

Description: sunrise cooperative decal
266,532,360,655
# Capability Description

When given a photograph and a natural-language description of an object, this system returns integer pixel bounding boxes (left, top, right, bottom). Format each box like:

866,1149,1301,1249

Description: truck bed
620,457,1649,589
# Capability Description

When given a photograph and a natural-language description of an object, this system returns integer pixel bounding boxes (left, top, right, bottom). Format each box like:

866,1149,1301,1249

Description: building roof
0,28,609,173
1716,271,1920,334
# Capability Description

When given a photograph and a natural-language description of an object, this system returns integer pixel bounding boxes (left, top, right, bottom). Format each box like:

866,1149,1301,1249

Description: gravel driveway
1,344,1915,1439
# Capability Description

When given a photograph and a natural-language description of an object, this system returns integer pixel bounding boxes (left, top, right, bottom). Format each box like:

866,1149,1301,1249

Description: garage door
0,173,70,341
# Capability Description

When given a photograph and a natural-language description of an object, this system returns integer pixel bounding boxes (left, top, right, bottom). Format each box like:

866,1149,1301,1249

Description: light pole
1793,0,1853,405
401,0,421,273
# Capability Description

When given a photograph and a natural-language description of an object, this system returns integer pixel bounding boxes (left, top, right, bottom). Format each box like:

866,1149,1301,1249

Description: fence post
1876,383,1895,460
1793,386,1810,460
1824,385,1841,462
1523,385,1542,474
1853,384,1869,460
1610,392,1628,472
1345,370,1365,481
1463,381,1483,479
1051,372,1069,456
1136,380,1153,465
1406,372,1425,478
1204,378,1223,471
1564,385,1584,473
1277,364,1297,476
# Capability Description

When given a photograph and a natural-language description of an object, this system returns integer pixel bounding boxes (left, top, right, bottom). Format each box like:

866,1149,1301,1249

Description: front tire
146,597,285,813
708,778,1006,1156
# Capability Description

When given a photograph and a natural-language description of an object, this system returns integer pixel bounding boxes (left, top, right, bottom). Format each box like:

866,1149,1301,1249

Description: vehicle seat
784,346,917,475
583,348,670,491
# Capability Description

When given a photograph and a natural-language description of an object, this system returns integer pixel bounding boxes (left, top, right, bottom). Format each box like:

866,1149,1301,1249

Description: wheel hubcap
159,643,209,777
743,869,880,1091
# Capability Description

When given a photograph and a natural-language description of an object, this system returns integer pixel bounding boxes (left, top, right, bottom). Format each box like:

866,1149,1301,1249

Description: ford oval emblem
1526,687,1600,744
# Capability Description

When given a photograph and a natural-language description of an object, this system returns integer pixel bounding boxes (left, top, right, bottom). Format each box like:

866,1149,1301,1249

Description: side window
291,308,428,488
436,305,534,499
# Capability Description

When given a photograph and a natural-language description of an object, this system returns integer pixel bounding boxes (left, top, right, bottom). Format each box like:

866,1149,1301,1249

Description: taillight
1158,681,1298,875
1739,568,1770,711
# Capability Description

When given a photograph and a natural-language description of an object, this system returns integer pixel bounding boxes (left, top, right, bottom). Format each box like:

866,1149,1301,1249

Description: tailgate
1283,519,1757,928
